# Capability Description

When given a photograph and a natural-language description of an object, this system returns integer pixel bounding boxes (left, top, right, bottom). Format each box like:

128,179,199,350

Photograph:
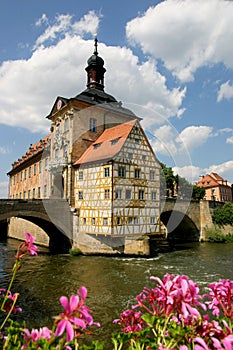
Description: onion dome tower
85,38,106,91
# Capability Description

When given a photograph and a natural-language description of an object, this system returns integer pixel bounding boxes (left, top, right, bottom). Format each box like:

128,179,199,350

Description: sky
0,0,233,198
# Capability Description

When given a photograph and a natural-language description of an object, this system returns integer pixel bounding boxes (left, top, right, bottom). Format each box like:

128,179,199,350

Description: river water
0,238,233,345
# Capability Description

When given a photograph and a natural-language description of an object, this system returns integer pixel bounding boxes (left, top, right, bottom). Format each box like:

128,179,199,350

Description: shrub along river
0,238,233,345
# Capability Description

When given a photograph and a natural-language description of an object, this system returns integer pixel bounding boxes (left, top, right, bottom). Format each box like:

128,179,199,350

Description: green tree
192,185,206,201
213,202,233,226
160,163,176,197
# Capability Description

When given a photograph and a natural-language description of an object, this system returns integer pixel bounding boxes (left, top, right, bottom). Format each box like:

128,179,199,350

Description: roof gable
74,120,137,166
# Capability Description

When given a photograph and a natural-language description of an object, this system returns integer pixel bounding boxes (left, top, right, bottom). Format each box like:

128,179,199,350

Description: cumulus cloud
0,146,9,154
217,80,233,102
34,11,100,49
226,136,233,145
126,0,233,82
0,12,186,132
176,126,213,153
173,160,233,184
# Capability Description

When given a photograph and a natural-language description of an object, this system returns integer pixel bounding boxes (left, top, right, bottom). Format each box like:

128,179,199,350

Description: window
24,169,27,179
151,191,157,200
89,118,97,132
150,171,155,180
64,118,69,132
139,190,144,200
34,164,37,176
150,217,156,225
126,189,131,200
39,161,42,173
92,218,95,226
111,138,119,145
135,138,140,144
117,217,121,226
118,166,125,178
83,218,86,225
104,167,110,177
44,185,47,197
38,187,41,198
79,171,83,180
28,190,31,199
20,172,23,181
142,155,146,161
94,143,101,149
128,153,133,160
103,217,108,226
128,217,133,225
29,166,31,178
134,217,139,224
78,191,83,200
116,189,122,199
135,168,141,179
104,189,110,199
32,188,35,199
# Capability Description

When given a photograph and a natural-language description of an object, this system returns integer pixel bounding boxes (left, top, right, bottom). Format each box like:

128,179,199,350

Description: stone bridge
0,199,74,252
0,198,221,253
160,198,222,241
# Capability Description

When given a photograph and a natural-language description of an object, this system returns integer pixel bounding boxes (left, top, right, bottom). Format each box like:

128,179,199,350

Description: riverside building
7,40,161,254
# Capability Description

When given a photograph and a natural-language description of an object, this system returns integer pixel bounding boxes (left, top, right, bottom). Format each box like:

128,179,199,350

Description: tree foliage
213,202,233,226
160,163,205,200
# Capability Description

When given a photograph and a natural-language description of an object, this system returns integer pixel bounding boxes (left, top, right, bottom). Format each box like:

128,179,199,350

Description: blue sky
0,0,233,197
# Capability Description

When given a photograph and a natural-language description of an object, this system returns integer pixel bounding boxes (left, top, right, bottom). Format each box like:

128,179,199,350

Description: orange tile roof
10,135,51,170
74,120,137,166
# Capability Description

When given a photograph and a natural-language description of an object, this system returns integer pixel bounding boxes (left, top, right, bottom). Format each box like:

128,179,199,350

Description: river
0,238,233,345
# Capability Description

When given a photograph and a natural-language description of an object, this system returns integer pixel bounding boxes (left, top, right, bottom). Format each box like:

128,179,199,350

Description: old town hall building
8,40,161,254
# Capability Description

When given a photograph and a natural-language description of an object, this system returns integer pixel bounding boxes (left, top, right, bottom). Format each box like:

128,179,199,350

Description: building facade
196,173,233,203
7,39,161,251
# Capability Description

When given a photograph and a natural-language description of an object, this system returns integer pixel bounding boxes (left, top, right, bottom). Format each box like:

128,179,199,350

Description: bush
213,202,233,226
204,226,227,242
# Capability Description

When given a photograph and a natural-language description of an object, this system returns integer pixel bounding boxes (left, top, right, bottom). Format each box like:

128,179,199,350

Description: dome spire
85,38,106,91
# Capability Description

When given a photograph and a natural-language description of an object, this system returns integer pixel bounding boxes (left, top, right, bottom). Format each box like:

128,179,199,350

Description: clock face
57,99,62,110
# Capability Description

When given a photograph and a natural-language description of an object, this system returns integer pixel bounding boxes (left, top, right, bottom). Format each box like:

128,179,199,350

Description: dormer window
94,143,101,149
89,118,97,132
111,138,120,145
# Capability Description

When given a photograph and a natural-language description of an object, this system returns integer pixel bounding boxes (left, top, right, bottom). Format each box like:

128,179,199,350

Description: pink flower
0,288,22,314
22,327,52,349
205,279,233,318
54,286,99,342
113,308,146,333
15,232,39,259
134,273,205,321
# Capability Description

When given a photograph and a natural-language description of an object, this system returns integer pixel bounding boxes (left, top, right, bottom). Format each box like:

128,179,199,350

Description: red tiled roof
10,135,51,170
74,120,137,166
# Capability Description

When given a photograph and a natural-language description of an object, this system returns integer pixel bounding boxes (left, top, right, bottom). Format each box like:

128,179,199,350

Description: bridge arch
0,202,72,253
160,210,200,242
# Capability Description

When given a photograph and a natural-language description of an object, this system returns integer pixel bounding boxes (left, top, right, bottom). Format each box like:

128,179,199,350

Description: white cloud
176,126,213,153
0,181,8,198
217,80,233,102
34,11,100,49
0,146,9,154
226,136,233,145
126,0,233,82
173,160,233,184
35,13,48,27
0,14,186,133
173,165,201,183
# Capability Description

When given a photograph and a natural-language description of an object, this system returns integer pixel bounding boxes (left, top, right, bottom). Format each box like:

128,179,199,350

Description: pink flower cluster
0,289,22,314
15,232,39,260
54,286,100,342
136,273,206,320
205,279,233,318
113,308,146,333
114,273,233,349
22,286,100,347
